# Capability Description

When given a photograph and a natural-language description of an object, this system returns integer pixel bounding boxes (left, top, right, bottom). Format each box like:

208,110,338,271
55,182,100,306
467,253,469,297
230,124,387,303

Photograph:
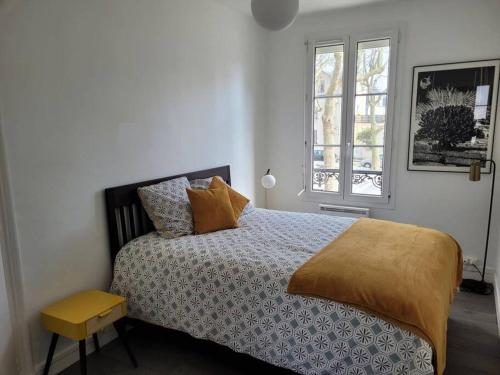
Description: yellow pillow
209,176,250,219
186,187,238,234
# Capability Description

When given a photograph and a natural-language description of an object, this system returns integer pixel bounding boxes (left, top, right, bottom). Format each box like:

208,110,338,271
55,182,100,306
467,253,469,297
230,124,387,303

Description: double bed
105,166,454,375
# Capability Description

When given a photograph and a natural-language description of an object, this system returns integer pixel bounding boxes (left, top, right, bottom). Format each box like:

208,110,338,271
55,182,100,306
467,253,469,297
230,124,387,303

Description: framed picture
408,59,499,173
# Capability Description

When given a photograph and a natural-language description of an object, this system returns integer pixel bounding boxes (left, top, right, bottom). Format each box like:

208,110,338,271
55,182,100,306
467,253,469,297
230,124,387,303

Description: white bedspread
111,208,433,375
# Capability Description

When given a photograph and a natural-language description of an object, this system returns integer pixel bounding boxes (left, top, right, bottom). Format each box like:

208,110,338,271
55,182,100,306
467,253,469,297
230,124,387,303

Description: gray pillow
138,177,193,239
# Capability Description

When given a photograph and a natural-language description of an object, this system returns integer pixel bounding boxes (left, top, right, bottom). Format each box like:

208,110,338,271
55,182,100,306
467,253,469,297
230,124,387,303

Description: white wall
0,0,268,369
265,0,500,270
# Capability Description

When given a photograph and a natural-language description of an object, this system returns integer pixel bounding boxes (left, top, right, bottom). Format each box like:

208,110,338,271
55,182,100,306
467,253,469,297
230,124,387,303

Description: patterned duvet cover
111,208,433,375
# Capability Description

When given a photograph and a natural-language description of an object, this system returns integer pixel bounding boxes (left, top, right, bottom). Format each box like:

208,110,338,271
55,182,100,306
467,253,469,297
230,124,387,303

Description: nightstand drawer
86,303,125,335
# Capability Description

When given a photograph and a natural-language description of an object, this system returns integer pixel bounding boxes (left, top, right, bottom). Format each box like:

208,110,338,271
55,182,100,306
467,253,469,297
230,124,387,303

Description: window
304,30,398,206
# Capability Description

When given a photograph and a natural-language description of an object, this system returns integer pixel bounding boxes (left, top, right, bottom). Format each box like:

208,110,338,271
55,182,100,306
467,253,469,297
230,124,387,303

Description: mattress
110,208,434,375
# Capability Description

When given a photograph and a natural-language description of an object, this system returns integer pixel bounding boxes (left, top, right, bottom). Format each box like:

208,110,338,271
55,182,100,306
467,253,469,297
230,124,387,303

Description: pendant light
251,0,299,31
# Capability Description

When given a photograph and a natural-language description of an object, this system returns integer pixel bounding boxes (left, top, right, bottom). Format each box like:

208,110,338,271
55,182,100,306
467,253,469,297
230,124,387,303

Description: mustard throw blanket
287,218,462,375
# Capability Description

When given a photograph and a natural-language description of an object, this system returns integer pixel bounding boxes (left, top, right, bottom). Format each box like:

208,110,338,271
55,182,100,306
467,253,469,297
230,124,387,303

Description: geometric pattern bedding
110,209,434,375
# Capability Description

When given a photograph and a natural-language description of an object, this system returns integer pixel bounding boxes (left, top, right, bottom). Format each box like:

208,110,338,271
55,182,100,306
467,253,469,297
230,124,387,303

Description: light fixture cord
481,160,496,282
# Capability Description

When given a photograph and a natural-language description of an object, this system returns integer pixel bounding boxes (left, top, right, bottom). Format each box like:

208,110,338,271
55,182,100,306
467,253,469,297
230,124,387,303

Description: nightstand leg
78,340,87,375
92,333,100,352
113,321,138,368
43,333,59,375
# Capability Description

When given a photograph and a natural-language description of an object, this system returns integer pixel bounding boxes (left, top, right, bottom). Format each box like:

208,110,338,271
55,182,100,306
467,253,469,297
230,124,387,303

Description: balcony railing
313,168,382,189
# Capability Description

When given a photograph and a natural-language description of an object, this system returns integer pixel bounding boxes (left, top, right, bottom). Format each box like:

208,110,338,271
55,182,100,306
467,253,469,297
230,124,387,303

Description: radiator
318,204,370,218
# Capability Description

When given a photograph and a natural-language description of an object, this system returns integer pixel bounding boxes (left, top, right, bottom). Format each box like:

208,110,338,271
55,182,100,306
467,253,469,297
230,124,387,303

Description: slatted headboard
105,165,231,269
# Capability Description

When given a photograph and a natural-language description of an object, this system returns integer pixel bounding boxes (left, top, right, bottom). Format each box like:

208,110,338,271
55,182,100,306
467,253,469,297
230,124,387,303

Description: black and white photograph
408,60,499,172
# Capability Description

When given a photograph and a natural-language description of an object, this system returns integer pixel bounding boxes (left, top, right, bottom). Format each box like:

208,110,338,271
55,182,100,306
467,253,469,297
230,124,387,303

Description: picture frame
407,59,499,173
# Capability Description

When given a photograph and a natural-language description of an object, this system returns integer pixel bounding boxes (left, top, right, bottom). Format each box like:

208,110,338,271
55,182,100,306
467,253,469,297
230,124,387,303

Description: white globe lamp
251,0,299,31
261,169,277,189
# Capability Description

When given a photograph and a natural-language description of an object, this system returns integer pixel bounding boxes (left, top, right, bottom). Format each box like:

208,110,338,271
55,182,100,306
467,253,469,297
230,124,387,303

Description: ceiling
213,0,393,14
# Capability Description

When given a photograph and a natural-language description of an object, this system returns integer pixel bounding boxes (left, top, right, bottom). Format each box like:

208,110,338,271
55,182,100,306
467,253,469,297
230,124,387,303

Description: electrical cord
471,264,483,277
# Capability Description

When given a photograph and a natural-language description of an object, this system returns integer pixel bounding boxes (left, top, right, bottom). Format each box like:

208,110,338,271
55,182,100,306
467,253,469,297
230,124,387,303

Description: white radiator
318,204,370,218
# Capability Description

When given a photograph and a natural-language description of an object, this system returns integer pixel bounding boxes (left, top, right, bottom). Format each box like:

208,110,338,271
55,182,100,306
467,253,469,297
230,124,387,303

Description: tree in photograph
415,87,476,124
416,105,484,150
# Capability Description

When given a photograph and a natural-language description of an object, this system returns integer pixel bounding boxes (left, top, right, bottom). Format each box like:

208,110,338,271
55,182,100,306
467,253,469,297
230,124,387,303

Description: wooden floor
59,290,499,375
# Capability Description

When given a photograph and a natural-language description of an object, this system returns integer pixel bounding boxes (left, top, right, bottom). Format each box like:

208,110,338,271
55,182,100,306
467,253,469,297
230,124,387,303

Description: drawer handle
98,309,113,318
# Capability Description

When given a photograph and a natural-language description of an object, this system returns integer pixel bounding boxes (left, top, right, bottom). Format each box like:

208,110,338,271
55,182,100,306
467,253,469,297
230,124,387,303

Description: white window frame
303,29,399,208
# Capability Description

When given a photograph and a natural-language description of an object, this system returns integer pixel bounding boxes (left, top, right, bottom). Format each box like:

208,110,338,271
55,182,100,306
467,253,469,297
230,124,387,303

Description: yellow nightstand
41,290,138,375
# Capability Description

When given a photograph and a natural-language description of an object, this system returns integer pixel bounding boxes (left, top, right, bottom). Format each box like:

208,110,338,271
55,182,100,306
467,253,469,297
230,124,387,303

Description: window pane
353,146,383,171
351,172,382,196
353,95,387,146
314,146,340,169
311,43,344,195
352,146,383,196
355,39,390,95
315,44,344,97
314,98,342,145
313,146,340,192
350,38,391,198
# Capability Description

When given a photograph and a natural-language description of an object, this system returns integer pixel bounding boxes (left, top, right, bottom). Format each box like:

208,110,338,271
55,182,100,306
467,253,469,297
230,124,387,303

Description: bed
105,166,435,375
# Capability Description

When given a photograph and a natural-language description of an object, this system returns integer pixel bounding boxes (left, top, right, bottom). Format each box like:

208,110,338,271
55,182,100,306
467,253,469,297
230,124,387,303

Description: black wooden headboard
104,165,231,269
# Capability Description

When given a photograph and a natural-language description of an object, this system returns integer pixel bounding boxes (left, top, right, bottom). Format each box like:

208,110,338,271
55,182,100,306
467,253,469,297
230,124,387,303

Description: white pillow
240,201,255,216
189,177,213,190
138,177,193,239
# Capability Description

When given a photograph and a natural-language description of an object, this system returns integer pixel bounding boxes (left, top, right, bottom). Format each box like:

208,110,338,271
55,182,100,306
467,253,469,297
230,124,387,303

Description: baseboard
33,327,117,375
495,272,500,337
